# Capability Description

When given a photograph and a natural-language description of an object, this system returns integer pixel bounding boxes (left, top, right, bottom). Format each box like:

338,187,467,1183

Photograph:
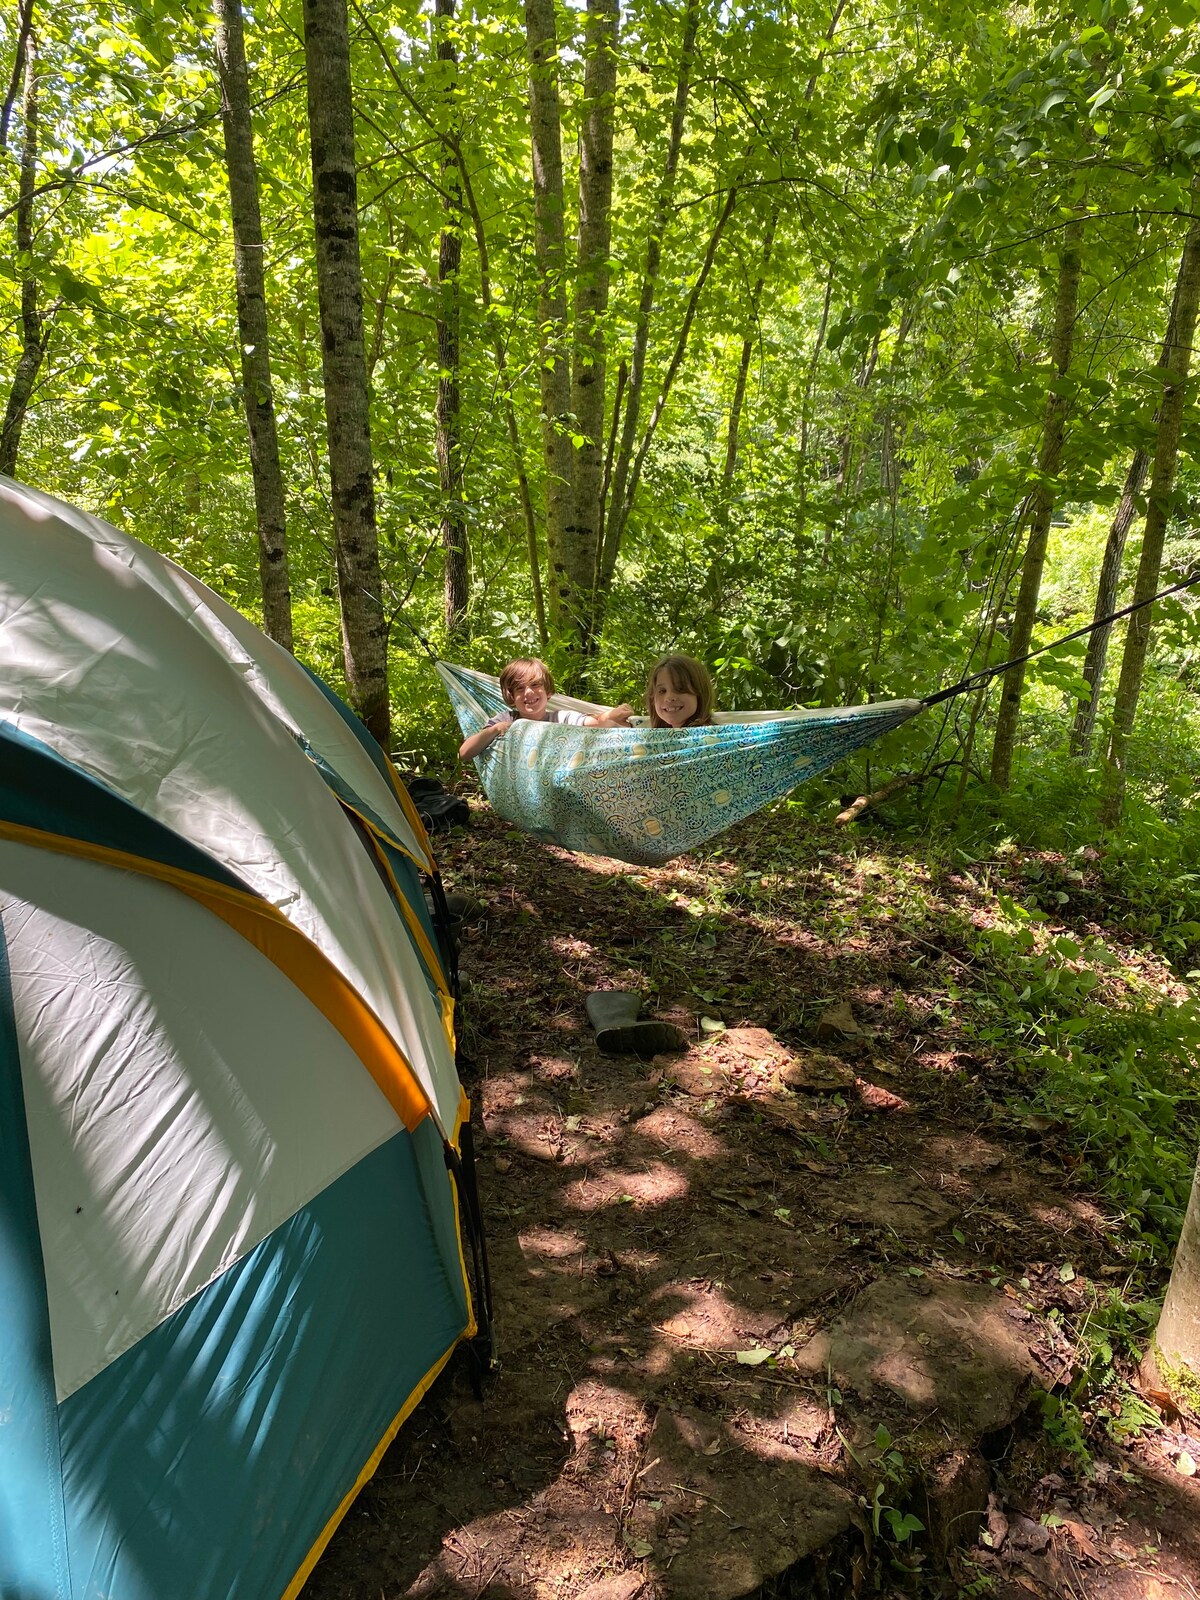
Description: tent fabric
0,479,459,1136
439,660,924,866
0,477,479,1600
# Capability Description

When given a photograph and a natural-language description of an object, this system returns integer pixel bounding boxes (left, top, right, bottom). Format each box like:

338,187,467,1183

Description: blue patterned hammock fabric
438,662,925,866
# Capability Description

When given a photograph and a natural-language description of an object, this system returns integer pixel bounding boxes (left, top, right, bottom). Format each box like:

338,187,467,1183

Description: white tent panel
0,481,430,871
0,484,460,1134
2,840,407,1403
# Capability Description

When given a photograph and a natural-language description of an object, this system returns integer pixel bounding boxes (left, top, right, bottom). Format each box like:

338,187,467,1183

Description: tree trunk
723,208,776,487
1149,1157,1200,1398
302,0,390,745
0,32,44,479
456,154,548,648
1072,272,1183,757
525,0,577,636
434,0,468,645
597,0,700,593
1068,448,1148,758
571,0,617,643
607,182,738,569
214,0,294,652
0,0,34,152
795,262,834,558
1100,204,1200,828
989,214,1084,788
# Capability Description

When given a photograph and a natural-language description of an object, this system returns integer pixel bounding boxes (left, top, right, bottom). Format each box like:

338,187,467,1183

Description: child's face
505,677,551,719
653,671,698,728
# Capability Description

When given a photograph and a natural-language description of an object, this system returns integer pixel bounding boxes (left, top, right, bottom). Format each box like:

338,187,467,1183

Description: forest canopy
2,0,1200,810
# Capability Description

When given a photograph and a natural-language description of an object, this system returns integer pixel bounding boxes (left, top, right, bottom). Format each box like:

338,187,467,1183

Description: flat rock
779,1051,857,1091
797,1273,1039,1435
575,1576,644,1600
629,1405,854,1600
815,999,867,1048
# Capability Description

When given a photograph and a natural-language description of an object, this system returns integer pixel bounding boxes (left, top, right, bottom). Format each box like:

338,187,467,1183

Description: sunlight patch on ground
561,1161,689,1211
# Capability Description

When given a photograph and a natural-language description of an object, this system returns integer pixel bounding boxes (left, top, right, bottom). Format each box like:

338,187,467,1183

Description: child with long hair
645,654,715,729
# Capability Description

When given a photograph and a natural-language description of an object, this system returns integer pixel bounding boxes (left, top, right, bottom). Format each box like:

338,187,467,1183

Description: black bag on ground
405,775,470,832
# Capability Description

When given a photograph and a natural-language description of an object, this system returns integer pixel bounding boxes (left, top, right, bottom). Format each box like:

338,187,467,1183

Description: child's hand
492,715,514,738
601,703,635,726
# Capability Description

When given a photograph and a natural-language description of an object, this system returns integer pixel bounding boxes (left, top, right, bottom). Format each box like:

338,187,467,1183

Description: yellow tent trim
280,1336,463,1600
280,1092,478,1600
382,750,437,872
0,819,434,1133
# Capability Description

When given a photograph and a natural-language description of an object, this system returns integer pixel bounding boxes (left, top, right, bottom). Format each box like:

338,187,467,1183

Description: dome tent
0,478,485,1600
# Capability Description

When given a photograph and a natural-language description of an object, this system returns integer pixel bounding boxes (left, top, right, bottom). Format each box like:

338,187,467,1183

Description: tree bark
1068,448,1148,758
1150,1157,1200,1398
571,0,618,642
525,0,577,635
214,0,294,652
302,0,390,745
989,213,1084,789
0,32,44,479
1100,203,1200,827
434,0,468,645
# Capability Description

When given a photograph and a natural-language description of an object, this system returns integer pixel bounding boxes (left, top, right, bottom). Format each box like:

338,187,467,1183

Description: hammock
438,662,923,865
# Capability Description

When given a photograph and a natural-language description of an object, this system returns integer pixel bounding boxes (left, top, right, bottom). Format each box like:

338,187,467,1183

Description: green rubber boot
586,990,685,1058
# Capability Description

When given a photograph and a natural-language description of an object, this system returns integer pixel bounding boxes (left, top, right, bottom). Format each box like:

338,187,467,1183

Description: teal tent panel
411,1113,471,1326
300,663,396,791
0,722,246,894
0,917,73,1600
439,662,923,865
56,1130,468,1600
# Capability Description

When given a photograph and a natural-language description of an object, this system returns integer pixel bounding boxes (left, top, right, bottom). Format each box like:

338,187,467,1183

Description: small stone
816,1000,864,1044
780,1052,855,1092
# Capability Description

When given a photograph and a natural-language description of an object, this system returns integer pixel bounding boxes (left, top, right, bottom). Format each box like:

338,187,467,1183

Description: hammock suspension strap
922,570,1200,710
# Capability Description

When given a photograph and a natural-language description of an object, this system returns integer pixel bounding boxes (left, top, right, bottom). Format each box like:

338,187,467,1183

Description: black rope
922,570,1200,710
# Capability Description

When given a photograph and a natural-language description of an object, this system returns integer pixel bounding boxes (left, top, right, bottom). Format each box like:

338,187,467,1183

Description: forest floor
302,800,1200,1600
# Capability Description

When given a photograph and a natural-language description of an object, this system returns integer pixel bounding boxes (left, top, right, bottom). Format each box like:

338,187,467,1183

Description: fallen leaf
700,1016,726,1034
1059,1263,1076,1284
1175,1450,1196,1477
735,1348,773,1366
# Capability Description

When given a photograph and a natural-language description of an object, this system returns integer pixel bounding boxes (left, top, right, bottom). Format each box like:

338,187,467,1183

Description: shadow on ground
301,807,1198,1600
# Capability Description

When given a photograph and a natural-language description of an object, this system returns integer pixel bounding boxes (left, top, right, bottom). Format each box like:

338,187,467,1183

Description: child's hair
499,657,554,704
646,654,715,728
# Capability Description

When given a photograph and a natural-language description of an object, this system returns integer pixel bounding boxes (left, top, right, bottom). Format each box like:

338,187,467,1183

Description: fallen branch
835,760,957,825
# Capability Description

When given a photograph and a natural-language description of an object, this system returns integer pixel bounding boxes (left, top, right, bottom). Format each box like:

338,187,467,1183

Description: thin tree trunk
796,262,834,557
302,0,390,745
723,209,776,487
597,0,700,593
1101,204,1200,827
604,181,738,585
214,0,294,652
525,0,577,636
434,0,468,644
0,34,44,479
455,156,547,648
989,214,1084,788
1071,272,1183,757
0,0,34,152
571,0,618,645
1069,448,1148,757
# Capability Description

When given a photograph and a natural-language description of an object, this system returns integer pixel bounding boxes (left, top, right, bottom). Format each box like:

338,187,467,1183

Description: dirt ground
301,804,1200,1600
